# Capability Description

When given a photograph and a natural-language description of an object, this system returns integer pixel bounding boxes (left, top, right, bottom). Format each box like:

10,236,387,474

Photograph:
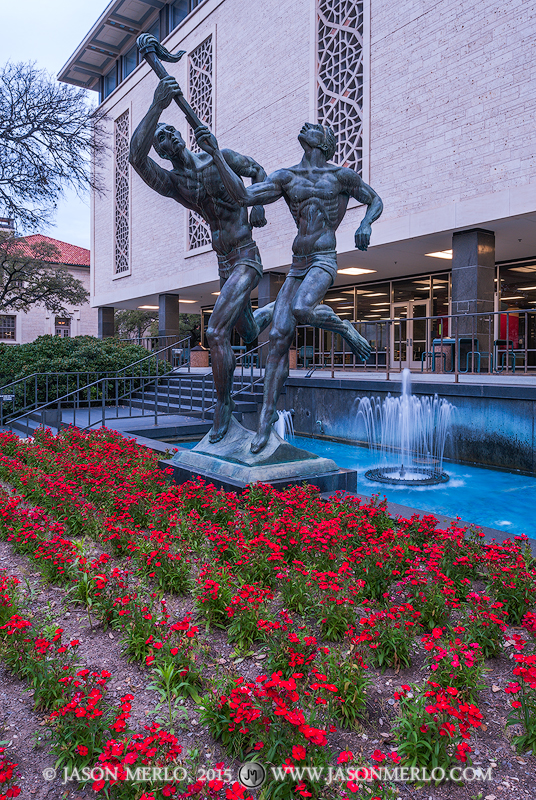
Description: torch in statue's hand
137,34,186,64
137,34,202,130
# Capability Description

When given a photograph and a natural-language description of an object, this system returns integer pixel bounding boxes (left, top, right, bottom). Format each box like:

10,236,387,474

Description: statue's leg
234,299,275,344
250,278,300,454
206,265,258,443
292,268,372,360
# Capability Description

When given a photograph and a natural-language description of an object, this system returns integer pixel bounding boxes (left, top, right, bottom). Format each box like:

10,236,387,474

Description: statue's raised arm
195,125,286,207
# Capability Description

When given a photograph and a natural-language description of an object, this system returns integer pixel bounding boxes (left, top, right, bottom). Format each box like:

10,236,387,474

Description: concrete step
130,392,258,415
10,417,59,436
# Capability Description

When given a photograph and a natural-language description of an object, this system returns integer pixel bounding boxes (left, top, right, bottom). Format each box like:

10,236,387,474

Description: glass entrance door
391,301,430,369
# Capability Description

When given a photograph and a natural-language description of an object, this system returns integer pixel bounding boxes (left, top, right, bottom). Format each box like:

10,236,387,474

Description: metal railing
2,339,268,435
294,307,536,381
116,333,189,354
0,334,191,428
199,341,268,419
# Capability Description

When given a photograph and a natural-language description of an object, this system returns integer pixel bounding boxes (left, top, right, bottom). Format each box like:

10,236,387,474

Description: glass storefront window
431,273,449,338
498,261,536,366
356,284,390,320
393,277,431,304
324,288,355,320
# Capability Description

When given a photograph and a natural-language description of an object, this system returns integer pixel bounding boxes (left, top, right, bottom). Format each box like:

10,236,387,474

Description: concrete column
451,229,495,356
158,293,180,338
98,307,115,338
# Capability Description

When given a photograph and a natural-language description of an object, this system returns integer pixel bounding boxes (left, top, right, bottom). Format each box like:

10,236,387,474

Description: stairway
6,374,270,436
129,373,265,420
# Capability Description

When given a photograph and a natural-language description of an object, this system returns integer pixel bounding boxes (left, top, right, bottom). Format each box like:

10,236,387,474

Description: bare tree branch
0,61,108,231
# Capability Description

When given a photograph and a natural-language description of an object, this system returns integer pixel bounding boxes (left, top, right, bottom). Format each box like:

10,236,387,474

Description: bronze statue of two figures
130,35,383,481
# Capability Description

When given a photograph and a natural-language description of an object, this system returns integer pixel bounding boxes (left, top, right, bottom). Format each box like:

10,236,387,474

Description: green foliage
0,335,158,384
0,335,171,415
115,309,158,340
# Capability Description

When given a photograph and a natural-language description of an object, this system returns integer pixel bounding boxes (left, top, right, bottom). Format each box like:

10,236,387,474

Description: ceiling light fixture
425,250,453,259
179,299,196,304
138,305,159,309
337,267,377,275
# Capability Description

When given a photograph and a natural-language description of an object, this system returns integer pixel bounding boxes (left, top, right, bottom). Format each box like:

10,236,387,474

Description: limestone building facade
59,0,536,368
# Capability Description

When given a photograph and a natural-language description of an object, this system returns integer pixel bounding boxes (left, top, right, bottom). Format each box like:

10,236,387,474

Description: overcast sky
0,0,111,249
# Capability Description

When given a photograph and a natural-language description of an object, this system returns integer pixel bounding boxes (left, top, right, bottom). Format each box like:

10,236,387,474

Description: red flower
292,745,306,761
370,750,386,763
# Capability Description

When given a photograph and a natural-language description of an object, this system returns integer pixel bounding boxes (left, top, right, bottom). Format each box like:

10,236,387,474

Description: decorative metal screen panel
114,110,130,273
187,36,213,249
317,0,364,173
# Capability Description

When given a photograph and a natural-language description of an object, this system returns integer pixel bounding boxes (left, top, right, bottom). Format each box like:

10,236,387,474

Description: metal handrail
294,306,536,381
0,334,191,393
200,341,269,418
2,339,268,435
0,334,191,426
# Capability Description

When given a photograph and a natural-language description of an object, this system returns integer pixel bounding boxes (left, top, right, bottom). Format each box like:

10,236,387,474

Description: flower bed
0,427,535,799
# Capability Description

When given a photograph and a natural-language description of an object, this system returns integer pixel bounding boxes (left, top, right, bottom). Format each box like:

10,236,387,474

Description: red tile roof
9,234,90,267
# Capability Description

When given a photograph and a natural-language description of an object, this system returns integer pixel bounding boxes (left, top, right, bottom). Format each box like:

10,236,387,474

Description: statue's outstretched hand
153,76,182,109
195,125,218,156
250,205,267,228
355,222,372,251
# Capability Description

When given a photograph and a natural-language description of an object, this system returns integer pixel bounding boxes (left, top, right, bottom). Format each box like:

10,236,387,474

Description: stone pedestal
288,348,297,370
190,345,209,367
163,416,357,492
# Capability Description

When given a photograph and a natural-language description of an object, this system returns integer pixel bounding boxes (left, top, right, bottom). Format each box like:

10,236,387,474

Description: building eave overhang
57,0,166,91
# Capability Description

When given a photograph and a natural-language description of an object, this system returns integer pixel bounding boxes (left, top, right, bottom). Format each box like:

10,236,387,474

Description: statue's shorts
217,240,263,283
287,250,338,286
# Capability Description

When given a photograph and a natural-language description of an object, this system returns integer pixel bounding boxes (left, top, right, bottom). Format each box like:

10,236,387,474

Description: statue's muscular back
278,164,354,256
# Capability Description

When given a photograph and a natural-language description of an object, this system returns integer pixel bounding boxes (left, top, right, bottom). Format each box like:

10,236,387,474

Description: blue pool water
175,437,536,538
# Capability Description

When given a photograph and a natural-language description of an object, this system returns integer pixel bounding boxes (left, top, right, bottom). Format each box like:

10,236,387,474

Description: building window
170,0,201,30
316,0,364,173
55,317,71,337
114,110,130,275
0,315,16,341
122,46,138,79
146,18,160,41
171,0,189,27
187,35,213,250
103,64,118,99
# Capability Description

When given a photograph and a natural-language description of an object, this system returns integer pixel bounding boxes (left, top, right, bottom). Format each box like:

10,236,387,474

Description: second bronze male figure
195,121,383,453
